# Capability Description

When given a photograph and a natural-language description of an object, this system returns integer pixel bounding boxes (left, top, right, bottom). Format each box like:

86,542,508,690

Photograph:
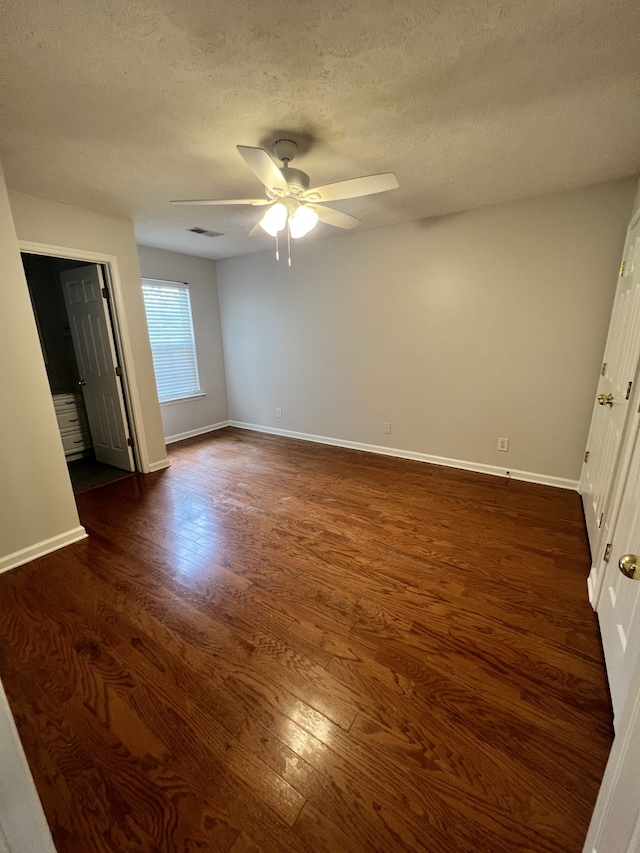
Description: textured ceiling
1,0,639,259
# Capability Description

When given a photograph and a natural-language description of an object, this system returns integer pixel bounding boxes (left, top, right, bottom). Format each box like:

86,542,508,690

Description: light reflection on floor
154,480,237,584
285,701,334,755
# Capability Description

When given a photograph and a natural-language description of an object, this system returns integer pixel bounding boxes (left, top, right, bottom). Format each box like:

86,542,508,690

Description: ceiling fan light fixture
259,202,288,236
171,143,398,263
289,205,319,239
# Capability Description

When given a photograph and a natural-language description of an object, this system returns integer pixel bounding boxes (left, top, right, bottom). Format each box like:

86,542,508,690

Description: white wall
0,680,56,852
136,245,229,441
8,191,167,473
217,178,636,485
0,165,84,572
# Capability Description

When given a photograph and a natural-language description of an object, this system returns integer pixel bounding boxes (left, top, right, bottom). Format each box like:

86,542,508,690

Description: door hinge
584,451,590,463
601,362,607,377
603,542,612,563
620,261,626,277
101,287,109,299
598,512,604,528
115,366,123,377
626,381,633,400
127,436,134,447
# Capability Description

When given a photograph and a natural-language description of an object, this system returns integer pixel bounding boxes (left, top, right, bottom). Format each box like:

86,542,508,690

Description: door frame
19,241,147,472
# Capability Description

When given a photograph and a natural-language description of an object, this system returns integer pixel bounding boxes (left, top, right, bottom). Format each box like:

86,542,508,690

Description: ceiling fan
171,139,399,263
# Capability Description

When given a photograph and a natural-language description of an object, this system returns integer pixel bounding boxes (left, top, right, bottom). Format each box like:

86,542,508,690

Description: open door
596,406,640,723
59,264,134,471
580,211,640,563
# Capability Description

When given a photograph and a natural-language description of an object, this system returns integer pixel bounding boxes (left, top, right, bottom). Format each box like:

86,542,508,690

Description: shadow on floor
67,456,135,494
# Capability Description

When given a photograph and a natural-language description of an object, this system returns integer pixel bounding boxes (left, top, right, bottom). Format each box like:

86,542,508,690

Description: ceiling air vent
188,227,223,238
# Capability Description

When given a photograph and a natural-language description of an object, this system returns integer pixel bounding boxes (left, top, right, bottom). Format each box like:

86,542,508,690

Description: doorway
22,252,136,493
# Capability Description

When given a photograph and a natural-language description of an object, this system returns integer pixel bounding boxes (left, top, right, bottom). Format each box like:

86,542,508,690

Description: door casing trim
19,240,149,472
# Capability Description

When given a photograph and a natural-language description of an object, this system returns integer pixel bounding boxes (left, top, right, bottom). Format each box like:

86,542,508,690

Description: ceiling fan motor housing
278,167,310,195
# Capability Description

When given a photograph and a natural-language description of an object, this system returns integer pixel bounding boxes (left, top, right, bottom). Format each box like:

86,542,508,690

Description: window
141,279,202,403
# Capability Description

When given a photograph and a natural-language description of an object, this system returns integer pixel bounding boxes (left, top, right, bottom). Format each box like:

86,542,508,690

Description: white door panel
581,213,640,571
60,265,134,471
583,654,640,853
597,413,640,722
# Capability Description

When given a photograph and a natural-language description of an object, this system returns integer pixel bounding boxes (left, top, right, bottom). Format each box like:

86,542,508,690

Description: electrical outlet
276,408,282,418
497,437,509,452
383,422,391,434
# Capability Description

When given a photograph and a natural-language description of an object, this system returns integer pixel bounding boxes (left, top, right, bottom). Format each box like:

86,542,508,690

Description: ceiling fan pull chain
275,230,280,261
287,220,292,267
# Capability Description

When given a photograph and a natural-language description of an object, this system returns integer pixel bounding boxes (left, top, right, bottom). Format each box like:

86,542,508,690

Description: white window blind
141,279,201,403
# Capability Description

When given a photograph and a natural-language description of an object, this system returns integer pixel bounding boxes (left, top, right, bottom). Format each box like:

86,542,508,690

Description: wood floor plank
0,428,612,852
230,832,265,853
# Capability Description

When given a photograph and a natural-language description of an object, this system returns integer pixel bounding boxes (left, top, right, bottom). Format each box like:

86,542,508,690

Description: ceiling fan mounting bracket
273,138,298,165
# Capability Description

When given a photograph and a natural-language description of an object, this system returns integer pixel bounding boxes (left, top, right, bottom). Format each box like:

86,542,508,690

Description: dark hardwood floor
0,428,612,852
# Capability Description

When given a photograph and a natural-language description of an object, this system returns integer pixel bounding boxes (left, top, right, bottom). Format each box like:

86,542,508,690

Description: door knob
598,394,614,406
78,379,86,386
618,554,640,580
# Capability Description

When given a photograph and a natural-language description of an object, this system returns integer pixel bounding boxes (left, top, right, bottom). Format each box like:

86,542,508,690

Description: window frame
141,278,204,405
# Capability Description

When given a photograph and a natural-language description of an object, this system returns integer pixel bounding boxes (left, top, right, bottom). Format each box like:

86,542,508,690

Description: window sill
160,393,207,407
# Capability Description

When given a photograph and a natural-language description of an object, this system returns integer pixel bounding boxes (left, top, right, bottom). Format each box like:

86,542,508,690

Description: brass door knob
619,554,640,580
598,394,614,406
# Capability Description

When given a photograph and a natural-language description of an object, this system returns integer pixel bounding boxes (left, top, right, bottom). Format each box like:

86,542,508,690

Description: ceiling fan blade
237,146,290,194
170,198,269,206
303,173,399,203
314,205,361,230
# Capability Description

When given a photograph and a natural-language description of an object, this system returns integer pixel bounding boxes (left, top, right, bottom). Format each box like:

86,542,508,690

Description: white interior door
582,654,640,853
597,411,640,723
581,212,640,557
60,265,134,471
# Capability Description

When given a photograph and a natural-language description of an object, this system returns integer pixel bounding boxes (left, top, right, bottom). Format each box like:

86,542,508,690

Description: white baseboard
0,526,87,575
147,457,171,473
165,421,230,445
228,421,579,491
